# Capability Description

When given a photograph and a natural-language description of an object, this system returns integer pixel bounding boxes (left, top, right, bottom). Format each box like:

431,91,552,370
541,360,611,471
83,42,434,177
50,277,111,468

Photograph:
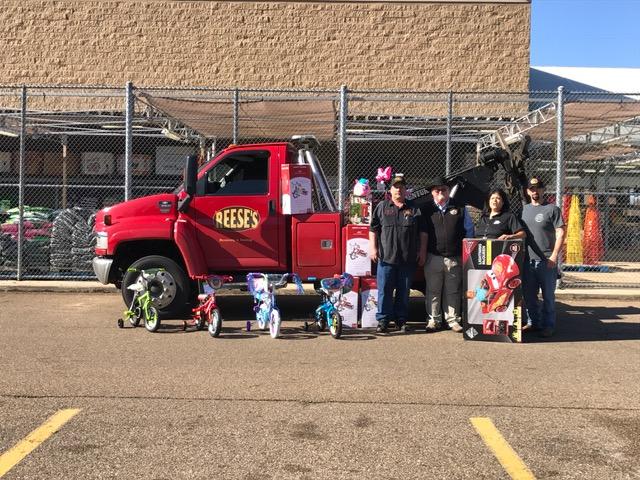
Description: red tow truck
93,136,353,316
93,135,528,317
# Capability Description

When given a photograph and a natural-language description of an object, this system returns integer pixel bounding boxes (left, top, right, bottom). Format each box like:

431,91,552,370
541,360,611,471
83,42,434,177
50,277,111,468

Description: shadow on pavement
526,302,640,343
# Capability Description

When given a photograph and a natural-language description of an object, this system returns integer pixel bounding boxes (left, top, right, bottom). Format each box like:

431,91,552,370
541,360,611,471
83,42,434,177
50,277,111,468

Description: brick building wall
1,1,530,92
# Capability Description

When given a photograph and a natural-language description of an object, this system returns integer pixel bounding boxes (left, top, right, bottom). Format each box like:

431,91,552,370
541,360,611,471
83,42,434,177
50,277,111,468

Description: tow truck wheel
122,256,189,319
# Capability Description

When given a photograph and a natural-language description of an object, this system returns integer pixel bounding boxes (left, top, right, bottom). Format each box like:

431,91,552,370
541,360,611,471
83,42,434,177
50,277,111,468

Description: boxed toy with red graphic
462,238,524,343
342,224,371,276
330,276,359,329
359,276,378,328
281,164,312,215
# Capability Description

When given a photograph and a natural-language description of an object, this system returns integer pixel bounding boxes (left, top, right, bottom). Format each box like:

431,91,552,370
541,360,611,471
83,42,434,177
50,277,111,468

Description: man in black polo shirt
422,176,475,332
369,175,427,333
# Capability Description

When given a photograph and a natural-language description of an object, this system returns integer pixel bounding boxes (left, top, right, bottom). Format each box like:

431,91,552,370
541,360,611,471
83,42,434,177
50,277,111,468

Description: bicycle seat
319,273,354,294
127,282,145,293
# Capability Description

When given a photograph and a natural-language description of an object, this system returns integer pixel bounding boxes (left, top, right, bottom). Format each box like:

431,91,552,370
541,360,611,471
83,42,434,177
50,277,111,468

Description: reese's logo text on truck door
214,207,261,231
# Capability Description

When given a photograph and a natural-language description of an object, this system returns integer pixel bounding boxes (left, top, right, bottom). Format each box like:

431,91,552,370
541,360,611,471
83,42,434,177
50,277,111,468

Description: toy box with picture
281,164,313,215
359,276,378,328
342,224,371,277
329,276,360,329
462,238,525,343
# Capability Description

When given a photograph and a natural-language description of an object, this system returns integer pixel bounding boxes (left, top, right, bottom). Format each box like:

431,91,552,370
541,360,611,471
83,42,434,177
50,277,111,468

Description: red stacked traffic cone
583,195,604,265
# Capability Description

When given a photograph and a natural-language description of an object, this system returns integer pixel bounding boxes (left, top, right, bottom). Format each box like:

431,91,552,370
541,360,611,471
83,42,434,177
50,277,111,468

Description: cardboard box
462,238,525,343
42,151,80,176
0,152,11,173
281,164,312,215
359,276,378,328
343,224,371,276
155,146,194,175
82,152,115,175
116,154,153,176
330,276,360,329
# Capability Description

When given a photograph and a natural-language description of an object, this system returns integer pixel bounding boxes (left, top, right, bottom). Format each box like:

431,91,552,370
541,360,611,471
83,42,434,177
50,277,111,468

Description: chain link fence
0,85,638,287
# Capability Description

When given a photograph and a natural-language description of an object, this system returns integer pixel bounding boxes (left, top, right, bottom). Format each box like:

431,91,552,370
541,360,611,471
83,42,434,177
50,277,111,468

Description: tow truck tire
122,256,189,319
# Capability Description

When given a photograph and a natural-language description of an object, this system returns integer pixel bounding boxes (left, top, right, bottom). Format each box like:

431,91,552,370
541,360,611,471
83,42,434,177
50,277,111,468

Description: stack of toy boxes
281,164,313,215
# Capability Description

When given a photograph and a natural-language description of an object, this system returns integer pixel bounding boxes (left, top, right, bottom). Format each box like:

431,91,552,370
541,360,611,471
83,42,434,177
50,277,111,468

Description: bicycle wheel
145,306,161,332
207,307,222,338
329,310,342,339
269,308,281,339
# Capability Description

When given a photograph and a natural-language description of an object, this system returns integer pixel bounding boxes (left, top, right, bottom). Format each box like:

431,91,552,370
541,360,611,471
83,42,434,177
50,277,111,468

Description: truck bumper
92,257,113,285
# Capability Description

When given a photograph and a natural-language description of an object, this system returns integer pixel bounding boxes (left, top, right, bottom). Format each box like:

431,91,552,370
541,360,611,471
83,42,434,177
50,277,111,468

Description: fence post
446,91,453,176
233,88,239,144
17,85,27,280
124,81,134,201
556,86,565,279
337,85,348,211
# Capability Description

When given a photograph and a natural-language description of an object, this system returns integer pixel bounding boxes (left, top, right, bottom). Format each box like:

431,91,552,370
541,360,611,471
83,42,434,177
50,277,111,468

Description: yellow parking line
470,417,536,480
0,408,81,478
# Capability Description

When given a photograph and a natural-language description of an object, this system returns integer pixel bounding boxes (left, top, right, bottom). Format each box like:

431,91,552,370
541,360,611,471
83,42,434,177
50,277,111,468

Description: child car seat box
343,224,371,276
330,276,359,329
359,276,378,328
281,164,312,215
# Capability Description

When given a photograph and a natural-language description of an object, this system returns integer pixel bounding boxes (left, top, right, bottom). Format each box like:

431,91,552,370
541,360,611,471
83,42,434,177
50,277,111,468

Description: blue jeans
376,261,415,327
523,259,558,329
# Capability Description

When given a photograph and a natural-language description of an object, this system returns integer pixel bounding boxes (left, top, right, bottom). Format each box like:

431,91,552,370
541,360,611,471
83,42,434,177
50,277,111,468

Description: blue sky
531,0,640,68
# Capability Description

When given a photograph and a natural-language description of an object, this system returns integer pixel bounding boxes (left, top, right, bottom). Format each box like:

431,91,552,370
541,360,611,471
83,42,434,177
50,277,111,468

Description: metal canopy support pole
233,88,239,144
446,91,453,176
603,159,611,258
337,85,348,211
61,135,68,209
124,81,133,202
556,86,565,279
17,85,27,280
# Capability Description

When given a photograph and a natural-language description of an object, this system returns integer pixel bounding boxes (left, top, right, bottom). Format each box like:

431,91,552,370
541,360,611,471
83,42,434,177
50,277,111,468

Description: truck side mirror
184,155,198,196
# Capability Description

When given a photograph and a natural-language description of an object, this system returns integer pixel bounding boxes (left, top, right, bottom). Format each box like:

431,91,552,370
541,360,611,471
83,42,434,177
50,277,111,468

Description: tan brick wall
1,1,530,92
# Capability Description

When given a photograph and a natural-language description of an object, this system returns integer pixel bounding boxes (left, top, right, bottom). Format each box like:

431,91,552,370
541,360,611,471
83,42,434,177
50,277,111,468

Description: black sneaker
376,324,388,334
398,324,409,333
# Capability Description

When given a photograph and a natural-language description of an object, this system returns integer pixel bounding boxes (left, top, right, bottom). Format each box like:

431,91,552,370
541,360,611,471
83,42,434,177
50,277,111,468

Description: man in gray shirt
521,177,566,338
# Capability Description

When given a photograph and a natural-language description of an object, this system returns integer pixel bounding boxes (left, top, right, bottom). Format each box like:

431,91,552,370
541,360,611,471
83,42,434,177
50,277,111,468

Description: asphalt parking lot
0,292,639,479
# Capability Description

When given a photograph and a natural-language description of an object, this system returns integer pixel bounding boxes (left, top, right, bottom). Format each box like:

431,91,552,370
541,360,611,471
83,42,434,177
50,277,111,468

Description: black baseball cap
527,177,545,189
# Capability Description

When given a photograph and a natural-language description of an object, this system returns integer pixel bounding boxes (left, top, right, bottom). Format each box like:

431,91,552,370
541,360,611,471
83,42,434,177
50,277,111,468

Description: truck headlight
96,232,108,250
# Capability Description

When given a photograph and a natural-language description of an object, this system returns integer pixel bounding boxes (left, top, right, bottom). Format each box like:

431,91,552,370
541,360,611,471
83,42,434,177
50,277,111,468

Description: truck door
192,148,283,269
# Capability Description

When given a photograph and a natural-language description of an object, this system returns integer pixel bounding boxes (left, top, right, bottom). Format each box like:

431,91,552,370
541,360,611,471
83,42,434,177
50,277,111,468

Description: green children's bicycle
117,268,161,332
